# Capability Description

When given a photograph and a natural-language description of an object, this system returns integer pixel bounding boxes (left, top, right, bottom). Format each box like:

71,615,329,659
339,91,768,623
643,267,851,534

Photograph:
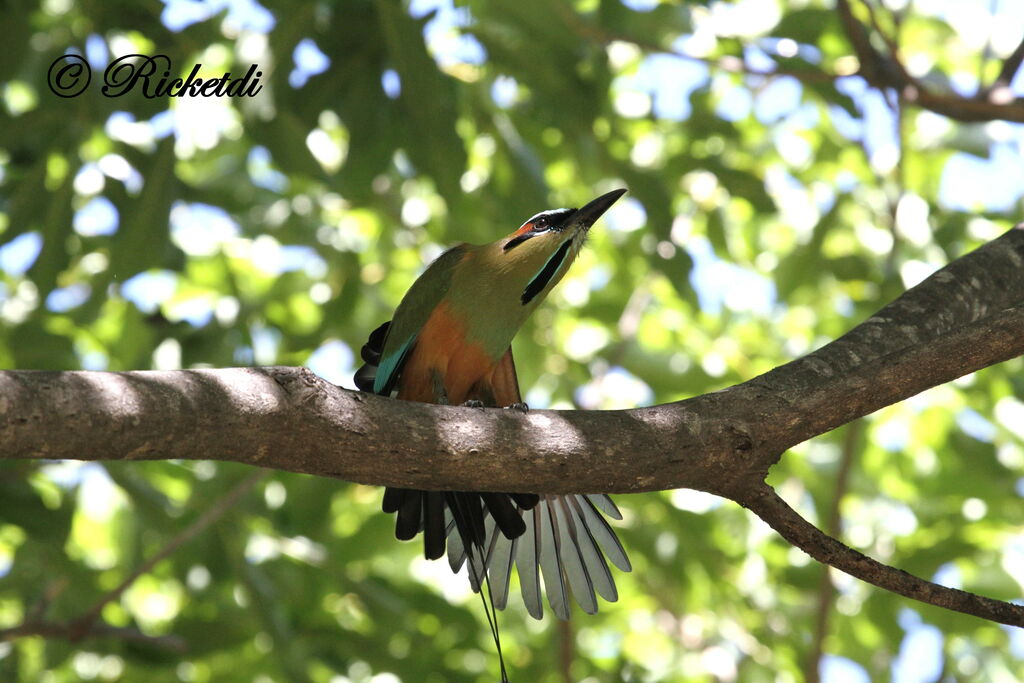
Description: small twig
0,620,186,652
887,10,908,277
837,0,882,76
861,1,898,57
557,618,573,683
861,0,913,87
741,484,1024,627
985,34,1024,94
549,4,841,84
25,578,69,623
67,468,270,640
804,421,863,683
976,0,998,91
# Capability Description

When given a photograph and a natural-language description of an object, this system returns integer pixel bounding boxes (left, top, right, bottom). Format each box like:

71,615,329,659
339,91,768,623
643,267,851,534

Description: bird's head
498,188,626,306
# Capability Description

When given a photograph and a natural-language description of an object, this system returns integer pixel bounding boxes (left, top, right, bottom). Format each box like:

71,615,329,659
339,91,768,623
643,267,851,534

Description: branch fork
2,226,1023,632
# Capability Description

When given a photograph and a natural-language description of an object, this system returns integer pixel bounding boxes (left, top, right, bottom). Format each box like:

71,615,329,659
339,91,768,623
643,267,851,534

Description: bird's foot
461,399,485,409
504,402,530,412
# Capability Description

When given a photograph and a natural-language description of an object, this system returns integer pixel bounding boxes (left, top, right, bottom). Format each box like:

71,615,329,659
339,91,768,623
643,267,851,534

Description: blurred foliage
1,0,1023,681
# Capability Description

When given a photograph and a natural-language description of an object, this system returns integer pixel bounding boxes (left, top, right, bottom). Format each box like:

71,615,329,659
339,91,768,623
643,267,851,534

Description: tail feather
537,499,570,620
487,520,517,609
446,494,487,590
464,493,629,620
587,492,624,520
510,493,540,510
482,491,527,539
353,363,377,393
444,509,465,573
514,507,544,619
379,472,629,619
576,495,632,572
446,493,472,546
395,490,423,541
423,491,446,560
463,493,487,547
361,322,390,364
553,496,597,615
448,493,510,681
567,495,618,602
382,486,406,513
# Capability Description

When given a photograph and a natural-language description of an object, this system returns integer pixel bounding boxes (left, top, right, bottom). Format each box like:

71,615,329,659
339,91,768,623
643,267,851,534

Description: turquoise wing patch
374,335,415,395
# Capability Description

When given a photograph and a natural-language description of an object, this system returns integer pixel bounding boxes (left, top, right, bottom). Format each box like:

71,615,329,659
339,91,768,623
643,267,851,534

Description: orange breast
396,301,497,405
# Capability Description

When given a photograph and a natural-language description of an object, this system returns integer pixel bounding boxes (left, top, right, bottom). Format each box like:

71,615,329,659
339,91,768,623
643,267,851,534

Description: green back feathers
372,226,584,394
374,245,467,394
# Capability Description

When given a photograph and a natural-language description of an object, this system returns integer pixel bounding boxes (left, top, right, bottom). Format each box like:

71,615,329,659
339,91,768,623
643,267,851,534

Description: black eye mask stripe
521,238,572,305
503,233,533,251
505,207,579,252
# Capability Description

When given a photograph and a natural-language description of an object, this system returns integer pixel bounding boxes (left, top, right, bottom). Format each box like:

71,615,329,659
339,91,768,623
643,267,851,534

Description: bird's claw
461,399,485,409
504,402,530,412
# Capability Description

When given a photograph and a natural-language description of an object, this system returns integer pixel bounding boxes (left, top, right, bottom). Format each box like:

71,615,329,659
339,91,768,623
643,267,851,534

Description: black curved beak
572,188,627,230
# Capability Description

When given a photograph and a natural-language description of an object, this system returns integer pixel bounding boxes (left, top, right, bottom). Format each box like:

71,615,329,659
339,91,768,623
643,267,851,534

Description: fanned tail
356,318,630,682
452,493,631,620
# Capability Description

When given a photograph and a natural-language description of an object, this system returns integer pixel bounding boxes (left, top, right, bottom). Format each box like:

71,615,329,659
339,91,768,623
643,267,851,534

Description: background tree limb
836,0,1024,121
739,484,1024,627
565,0,1024,123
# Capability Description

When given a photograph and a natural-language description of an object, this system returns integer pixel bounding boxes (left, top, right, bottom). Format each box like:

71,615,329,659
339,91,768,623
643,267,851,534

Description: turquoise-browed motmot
354,189,631,624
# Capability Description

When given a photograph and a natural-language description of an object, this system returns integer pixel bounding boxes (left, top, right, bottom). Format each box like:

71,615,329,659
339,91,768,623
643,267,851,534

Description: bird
354,189,632,674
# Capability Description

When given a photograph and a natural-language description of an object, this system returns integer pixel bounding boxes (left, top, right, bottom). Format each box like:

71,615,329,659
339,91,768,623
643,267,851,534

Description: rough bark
3,226,1022,496
2,225,1023,626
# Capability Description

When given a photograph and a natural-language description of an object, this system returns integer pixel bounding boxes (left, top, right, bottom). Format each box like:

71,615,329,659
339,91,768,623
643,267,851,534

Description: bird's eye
532,218,547,230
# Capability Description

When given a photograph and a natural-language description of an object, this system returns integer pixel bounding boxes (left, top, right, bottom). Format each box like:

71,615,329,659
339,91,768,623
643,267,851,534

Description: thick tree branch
2,226,1023,628
1,301,1020,495
1,227,1023,497
740,485,1024,627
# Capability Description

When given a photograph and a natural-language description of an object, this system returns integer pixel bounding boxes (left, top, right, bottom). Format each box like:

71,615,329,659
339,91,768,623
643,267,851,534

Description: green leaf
109,138,179,280
773,8,842,45
376,0,467,202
